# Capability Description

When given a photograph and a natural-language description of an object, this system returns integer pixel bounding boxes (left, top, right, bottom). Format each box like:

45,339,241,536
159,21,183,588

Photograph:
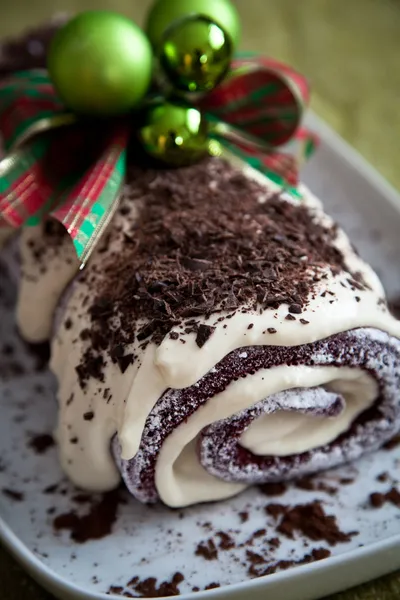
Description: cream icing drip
17,224,78,342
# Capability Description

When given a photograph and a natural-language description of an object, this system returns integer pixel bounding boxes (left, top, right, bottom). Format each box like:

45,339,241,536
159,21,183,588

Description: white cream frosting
10,163,400,506
17,223,78,342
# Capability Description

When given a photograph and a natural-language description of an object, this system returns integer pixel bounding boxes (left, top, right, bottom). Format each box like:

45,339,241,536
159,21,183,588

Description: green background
0,0,399,598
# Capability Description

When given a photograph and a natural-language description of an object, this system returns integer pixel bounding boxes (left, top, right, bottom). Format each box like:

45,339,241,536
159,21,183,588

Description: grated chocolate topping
78,158,363,382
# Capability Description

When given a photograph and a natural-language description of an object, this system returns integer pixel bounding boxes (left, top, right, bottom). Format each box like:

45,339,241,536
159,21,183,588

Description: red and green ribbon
0,55,317,264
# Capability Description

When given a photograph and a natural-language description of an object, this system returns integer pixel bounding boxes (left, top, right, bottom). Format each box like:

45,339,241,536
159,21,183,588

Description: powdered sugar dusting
115,328,400,504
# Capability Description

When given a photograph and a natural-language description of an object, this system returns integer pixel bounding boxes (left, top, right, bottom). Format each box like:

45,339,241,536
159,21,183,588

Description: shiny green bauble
146,0,240,51
48,11,153,116
160,16,232,92
137,101,210,166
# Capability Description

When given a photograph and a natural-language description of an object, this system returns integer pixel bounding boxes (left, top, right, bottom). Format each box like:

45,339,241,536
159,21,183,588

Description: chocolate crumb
256,547,331,577
43,484,58,494
118,572,184,597
204,583,220,590
83,411,94,421
285,314,296,321
253,528,266,538
108,586,124,595
53,489,121,543
246,550,264,565
300,318,310,325
383,435,400,450
339,478,354,485
265,501,356,545
267,327,277,334
387,488,400,507
169,332,179,340
195,538,218,560
28,433,55,454
370,492,385,508
216,531,235,550
370,488,400,509
259,482,287,496
2,488,24,501
238,511,249,523
294,477,337,496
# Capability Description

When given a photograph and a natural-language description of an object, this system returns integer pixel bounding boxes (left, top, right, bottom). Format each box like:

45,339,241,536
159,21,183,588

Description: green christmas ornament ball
137,101,210,166
146,0,241,51
160,15,232,92
48,11,153,116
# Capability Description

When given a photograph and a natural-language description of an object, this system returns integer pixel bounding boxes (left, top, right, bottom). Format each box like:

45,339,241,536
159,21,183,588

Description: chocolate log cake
1,24,400,508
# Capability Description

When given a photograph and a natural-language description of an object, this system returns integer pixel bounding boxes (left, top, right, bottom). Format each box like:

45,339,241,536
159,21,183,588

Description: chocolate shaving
75,159,363,386
195,324,215,348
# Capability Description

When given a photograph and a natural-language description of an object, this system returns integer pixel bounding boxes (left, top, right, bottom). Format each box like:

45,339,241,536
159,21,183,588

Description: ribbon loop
0,55,317,263
200,54,309,146
199,54,313,188
0,71,128,263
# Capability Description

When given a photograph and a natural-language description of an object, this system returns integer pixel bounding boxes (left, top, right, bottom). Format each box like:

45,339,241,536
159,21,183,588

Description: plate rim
1,514,400,600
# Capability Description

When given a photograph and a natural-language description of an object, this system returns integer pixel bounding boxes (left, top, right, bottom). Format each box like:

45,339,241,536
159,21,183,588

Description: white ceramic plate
1,113,400,600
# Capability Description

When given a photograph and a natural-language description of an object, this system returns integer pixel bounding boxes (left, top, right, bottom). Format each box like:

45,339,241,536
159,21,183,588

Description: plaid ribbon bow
0,56,316,264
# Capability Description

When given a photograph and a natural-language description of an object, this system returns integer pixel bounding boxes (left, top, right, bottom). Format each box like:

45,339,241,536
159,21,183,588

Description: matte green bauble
48,11,153,116
160,16,232,92
146,0,240,51
137,101,209,166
